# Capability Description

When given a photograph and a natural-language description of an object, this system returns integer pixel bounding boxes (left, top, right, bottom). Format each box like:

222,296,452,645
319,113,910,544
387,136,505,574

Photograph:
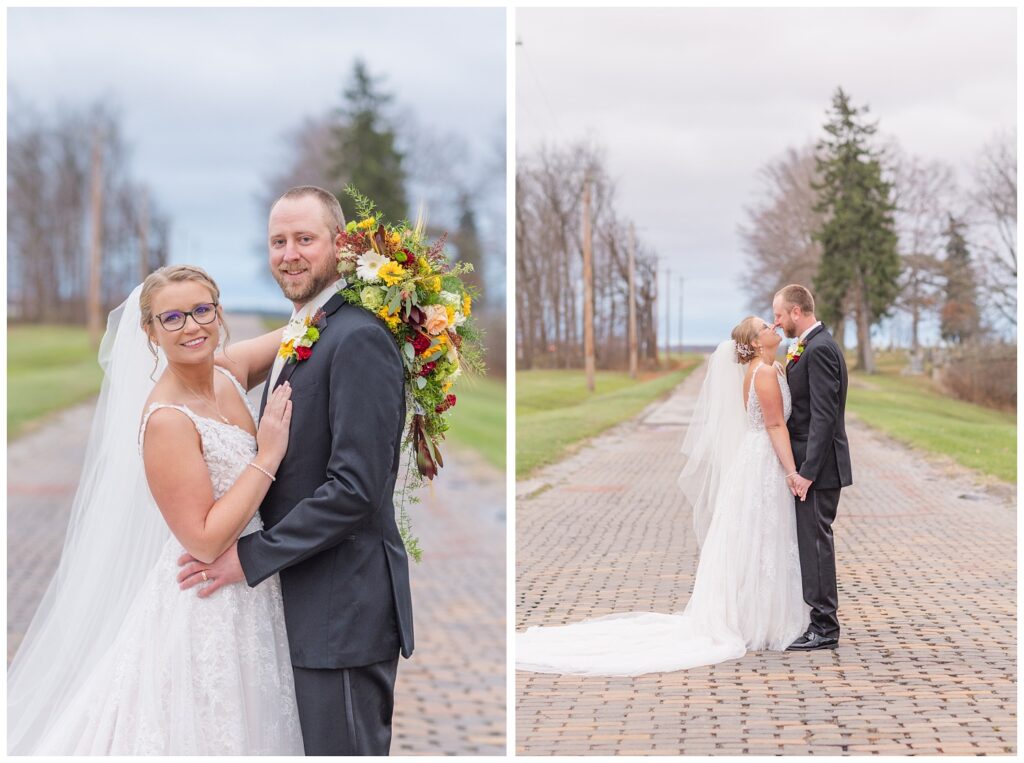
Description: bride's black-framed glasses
154,302,219,331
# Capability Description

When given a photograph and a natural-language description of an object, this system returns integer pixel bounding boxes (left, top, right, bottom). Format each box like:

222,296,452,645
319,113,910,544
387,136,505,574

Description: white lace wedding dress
32,367,303,754
516,361,808,676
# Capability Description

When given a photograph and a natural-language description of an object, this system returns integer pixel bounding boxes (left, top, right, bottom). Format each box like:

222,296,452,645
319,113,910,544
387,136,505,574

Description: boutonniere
786,340,806,366
279,309,327,364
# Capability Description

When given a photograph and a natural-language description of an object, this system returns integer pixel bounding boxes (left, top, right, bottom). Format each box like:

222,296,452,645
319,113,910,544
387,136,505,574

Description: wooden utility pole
678,275,685,357
582,174,596,392
138,188,150,284
651,261,658,364
664,266,671,363
627,222,638,379
87,130,104,347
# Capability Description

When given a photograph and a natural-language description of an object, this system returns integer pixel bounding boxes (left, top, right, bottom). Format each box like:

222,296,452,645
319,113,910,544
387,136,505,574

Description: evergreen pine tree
329,60,408,223
939,214,981,344
812,88,901,373
452,190,484,298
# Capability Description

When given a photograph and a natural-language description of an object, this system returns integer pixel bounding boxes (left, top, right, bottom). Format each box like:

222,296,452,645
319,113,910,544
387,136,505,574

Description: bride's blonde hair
730,316,761,364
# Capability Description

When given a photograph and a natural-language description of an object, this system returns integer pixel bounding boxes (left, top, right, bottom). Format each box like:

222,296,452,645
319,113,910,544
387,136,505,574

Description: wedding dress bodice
139,366,262,538
746,361,791,432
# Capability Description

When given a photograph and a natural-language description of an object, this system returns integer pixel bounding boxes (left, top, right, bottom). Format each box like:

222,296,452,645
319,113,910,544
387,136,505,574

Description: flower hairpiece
735,342,756,363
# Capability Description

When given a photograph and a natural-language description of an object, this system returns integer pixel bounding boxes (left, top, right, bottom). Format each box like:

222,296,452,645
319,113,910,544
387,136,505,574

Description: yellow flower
463,295,472,317
445,304,456,325
442,380,453,393
357,217,376,231
435,331,449,346
417,256,431,274
424,275,442,293
387,231,401,250
378,261,406,286
376,307,400,331
278,339,295,359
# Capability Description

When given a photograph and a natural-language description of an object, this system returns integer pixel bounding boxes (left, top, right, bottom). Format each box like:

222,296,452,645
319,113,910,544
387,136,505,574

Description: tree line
516,141,661,370
8,97,170,330
741,87,1016,374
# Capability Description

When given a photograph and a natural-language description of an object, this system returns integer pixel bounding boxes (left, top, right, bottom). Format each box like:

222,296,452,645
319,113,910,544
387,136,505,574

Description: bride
8,265,304,754
516,316,809,676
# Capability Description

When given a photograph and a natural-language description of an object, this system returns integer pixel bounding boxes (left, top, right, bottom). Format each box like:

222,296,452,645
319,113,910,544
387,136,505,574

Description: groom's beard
273,258,338,304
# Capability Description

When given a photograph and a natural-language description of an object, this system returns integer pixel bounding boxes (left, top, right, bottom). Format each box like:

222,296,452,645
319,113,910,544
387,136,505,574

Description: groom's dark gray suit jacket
237,293,414,669
785,323,853,489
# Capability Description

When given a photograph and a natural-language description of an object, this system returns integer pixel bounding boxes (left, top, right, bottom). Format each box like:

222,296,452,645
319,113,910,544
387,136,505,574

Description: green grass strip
9,325,105,439
847,371,1016,483
517,360,700,478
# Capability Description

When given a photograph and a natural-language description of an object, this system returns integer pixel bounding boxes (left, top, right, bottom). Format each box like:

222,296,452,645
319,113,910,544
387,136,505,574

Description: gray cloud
518,7,1015,344
9,7,505,311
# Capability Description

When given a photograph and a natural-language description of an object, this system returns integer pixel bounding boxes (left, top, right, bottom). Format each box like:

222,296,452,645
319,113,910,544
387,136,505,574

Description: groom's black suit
785,323,852,640
237,293,414,755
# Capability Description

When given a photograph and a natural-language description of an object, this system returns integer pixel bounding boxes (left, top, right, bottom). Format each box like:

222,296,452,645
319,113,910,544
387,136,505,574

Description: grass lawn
445,375,506,470
847,366,1016,484
9,324,105,439
517,357,702,478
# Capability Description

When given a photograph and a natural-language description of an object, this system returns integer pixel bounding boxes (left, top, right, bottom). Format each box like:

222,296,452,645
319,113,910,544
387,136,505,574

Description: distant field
847,361,1016,483
517,357,702,478
9,325,104,439
445,376,506,469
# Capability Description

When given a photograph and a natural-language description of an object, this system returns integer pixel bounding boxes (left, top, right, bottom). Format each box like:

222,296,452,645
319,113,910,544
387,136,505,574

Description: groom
183,186,414,754
773,284,852,651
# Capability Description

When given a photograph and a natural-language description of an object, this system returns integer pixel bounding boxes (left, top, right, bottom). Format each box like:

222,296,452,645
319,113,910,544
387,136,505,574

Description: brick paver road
516,363,1015,755
8,314,506,756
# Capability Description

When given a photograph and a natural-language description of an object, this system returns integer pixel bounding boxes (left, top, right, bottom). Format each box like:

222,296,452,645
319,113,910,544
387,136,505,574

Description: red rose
295,345,313,361
412,333,431,355
418,361,436,378
435,393,457,413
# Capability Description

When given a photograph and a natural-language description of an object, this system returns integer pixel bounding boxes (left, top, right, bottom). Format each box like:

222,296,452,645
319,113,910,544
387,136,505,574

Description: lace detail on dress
743,362,796,584
139,366,262,535
745,361,791,431
34,367,303,754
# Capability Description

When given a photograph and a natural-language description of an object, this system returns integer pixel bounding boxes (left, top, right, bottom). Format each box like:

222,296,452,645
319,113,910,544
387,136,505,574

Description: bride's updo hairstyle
730,316,761,364
139,265,229,369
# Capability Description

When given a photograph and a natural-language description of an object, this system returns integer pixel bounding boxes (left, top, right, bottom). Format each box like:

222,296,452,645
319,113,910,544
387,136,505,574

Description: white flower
439,290,461,307
452,310,467,328
356,251,388,283
282,317,308,343
446,347,459,364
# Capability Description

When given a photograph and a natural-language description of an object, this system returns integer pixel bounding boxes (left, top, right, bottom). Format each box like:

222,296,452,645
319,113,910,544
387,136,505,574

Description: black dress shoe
786,631,838,651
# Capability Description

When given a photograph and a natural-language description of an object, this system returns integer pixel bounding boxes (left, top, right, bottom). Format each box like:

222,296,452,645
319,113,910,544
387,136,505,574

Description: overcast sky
517,7,1016,345
9,7,505,312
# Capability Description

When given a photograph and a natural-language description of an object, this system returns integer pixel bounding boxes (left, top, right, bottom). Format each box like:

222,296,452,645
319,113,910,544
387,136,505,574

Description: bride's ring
201,571,208,582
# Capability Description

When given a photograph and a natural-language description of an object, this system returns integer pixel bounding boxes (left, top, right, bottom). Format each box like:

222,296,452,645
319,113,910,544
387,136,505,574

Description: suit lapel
787,322,826,373
804,322,826,345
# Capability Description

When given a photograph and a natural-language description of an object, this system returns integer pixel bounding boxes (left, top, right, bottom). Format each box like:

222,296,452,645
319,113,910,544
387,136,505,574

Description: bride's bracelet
785,472,799,479
248,462,276,482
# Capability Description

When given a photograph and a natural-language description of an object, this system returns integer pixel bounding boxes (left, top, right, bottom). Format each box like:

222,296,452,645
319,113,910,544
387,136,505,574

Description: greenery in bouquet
336,186,484,560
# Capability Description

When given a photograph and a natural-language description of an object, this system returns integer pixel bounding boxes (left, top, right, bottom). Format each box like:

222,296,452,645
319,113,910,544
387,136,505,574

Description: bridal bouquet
336,187,483,557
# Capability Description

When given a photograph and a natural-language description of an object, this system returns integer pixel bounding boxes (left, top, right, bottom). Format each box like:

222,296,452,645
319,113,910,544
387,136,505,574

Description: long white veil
677,339,747,549
8,285,172,753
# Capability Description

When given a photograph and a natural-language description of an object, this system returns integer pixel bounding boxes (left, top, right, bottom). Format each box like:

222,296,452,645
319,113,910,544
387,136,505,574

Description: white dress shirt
267,279,344,390
799,320,822,344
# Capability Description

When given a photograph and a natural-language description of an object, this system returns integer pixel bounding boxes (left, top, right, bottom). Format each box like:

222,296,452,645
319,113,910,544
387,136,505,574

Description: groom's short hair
776,284,815,315
274,185,346,234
